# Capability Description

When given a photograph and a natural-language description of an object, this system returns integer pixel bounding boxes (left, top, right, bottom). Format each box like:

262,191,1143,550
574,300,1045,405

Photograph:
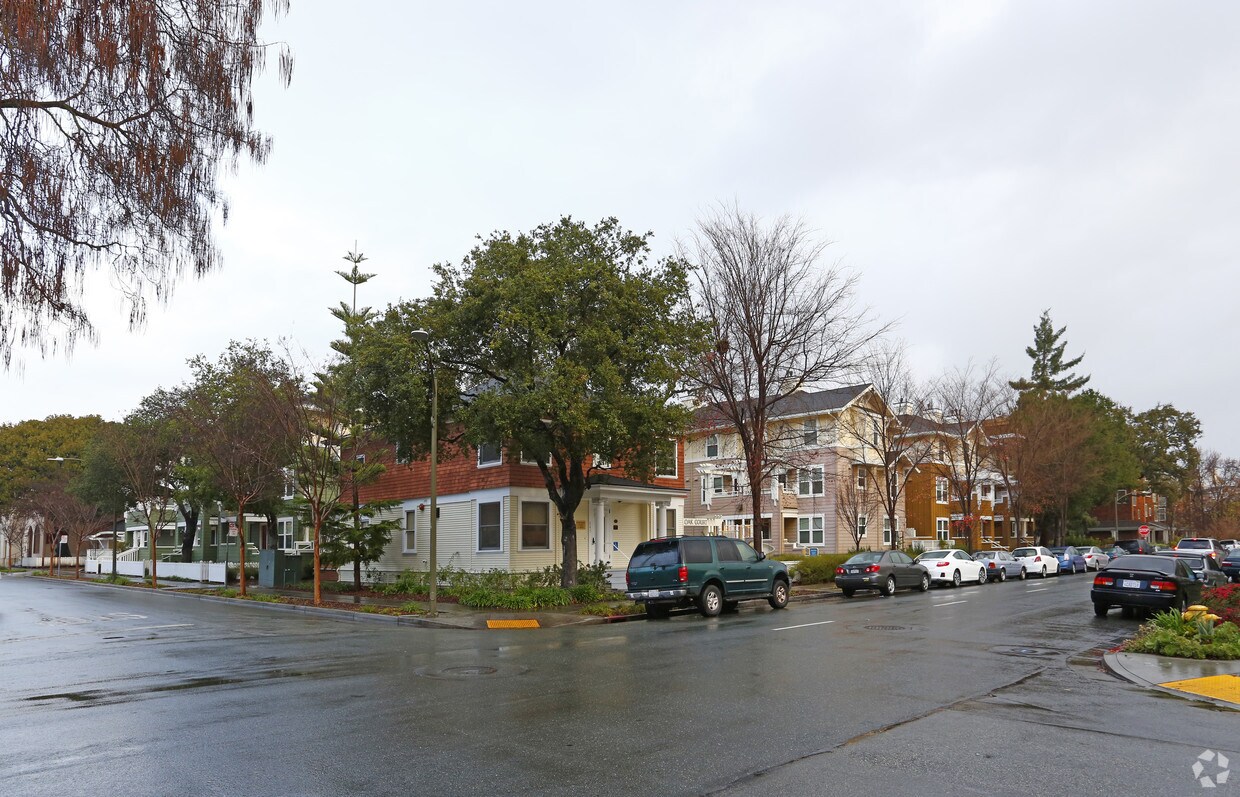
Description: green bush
377,569,431,596
580,601,644,616
569,584,603,604
1122,615,1240,660
458,585,573,610
793,553,854,584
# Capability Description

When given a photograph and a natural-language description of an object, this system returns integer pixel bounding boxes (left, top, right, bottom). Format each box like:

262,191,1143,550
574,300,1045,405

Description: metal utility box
258,550,305,588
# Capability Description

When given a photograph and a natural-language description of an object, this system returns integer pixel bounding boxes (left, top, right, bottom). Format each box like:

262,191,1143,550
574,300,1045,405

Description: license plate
849,569,859,574
1121,579,1142,588
646,589,660,598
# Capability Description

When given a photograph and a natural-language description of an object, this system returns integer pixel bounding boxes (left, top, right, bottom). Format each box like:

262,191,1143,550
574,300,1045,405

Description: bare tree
837,341,937,550
29,479,105,578
98,417,178,587
1184,450,1240,537
1018,394,1099,546
1,506,29,567
687,206,880,552
0,0,293,367
932,361,1005,550
836,472,882,552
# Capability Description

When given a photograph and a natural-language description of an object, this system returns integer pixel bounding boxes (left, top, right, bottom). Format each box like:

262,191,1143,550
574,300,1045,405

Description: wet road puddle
23,665,349,706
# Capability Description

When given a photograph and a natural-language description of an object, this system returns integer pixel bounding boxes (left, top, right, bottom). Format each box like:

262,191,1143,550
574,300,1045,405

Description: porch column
592,499,606,565
655,501,667,538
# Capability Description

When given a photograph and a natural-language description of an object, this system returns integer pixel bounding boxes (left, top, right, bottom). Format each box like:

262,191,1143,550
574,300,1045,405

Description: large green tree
1009,310,1090,394
0,415,103,506
1133,404,1201,513
351,217,706,587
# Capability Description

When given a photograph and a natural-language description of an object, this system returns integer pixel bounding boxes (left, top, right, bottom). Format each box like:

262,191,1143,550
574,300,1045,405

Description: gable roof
694,384,871,430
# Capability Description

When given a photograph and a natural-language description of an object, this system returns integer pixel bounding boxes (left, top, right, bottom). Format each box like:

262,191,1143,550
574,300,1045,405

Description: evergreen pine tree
1009,310,1090,394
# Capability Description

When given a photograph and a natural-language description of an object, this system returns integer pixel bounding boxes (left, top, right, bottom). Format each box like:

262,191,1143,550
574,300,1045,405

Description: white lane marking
772,620,836,632
933,600,968,607
1025,588,1049,593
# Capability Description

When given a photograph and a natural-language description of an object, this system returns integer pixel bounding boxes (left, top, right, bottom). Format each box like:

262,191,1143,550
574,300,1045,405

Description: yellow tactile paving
486,619,540,629
1159,674,1240,704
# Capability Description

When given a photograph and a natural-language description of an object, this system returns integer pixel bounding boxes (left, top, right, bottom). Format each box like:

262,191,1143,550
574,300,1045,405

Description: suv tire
698,583,723,617
768,578,790,609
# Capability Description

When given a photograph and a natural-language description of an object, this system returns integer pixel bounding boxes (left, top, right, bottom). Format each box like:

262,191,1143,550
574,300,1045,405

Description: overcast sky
3,1,1238,454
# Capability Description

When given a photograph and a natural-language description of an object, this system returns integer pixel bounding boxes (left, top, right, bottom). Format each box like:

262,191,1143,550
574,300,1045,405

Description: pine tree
1009,310,1090,394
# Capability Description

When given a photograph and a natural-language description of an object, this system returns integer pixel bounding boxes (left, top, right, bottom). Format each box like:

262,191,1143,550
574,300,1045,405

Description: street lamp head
411,328,430,343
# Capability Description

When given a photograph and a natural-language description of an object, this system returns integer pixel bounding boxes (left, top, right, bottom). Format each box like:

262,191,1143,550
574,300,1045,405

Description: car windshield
1226,550,1240,562
844,552,884,565
1012,548,1038,557
1177,540,1210,549
629,540,680,568
973,552,995,559
1105,555,1176,575
917,550,952,560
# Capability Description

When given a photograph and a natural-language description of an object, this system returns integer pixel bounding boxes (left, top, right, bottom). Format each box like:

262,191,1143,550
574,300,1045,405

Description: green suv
624,535,791,618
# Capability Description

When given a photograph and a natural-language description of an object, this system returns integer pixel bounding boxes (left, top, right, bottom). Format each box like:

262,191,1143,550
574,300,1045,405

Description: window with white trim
477,501,502,551
520,501,551,550
702,475,724,503
705,434,719,459
935,477,949,503
277,519,294,549
798,466,825,496
856,468,866,490
656,440,678,478
981,483,991,498
403,510,417,552
477,442,502,467
936,517,949,541
282,469,296,500
882,516,893,545
857,514,868,538
797,516,824,546
871,417,881,447
803,418,819,447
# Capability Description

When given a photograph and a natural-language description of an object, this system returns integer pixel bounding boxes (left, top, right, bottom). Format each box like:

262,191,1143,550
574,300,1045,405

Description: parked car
1175,537,1227,561
1050,546,1088,574
1076,546,1111,571
1222,548,1240,583
973,550,1025,582
1154,551,1231,588
914,549,987,587
1114,539,1157,555
834,550,930,597
1012,546,1061,578
1092,554,1204,617
1219,539,1238,551
1105,545,1128,560
625,536,791,618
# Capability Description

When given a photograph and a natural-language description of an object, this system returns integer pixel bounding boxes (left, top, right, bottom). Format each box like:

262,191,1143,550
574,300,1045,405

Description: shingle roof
695,384,871,429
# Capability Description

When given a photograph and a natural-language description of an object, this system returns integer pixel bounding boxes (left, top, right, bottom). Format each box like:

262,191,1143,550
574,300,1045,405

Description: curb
1102,652,1240,711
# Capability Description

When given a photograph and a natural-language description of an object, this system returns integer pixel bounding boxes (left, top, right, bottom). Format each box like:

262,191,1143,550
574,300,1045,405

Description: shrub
1204,584,1240,625
793,553,853,584
458,585,573,610
580,601,644,616
569,584,603,604
378,570,431,596
1122,612,1240,660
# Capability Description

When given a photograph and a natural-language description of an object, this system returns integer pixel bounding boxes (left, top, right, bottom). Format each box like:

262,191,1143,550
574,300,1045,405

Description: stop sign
1138,525,1150,538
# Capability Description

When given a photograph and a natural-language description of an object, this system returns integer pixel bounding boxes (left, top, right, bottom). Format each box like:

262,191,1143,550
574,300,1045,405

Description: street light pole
411,329,438,617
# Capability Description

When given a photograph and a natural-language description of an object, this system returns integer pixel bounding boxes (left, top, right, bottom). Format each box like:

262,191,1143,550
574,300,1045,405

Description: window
857,515,868,538
798,466,825,496
278,519,294,549
735,539,761,563
716,538,741,562
981,483,991,498
936,518,949,541
856,468,867,490
775,470,788,490
477,501,502,551
520,451,549,466
723,517,753,540
803,418,819,447
656,440,678,478
882,517,892,545
403,510,417,552
702,475,725,503
682,538,712,563
797,516,824,546
665,508,676,534
477,442,502,467
871,417,881,447
705,434,719,459
520,502,550,550
281,470,296,500
935,477,949,503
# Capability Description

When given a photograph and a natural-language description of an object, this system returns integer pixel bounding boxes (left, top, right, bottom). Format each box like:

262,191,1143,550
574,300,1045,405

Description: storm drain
990,646,1061,658
864,625,909,631
415,664,527,680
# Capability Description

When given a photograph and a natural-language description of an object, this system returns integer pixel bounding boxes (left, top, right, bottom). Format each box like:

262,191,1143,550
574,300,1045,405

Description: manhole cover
865,625,908,631
415,664,527,680
990,646,1059,658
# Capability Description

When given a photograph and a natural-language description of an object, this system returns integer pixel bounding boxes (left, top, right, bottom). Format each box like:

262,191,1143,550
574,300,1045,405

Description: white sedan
914,549,987,587
1012,546,1061,578
1076,546,1111,570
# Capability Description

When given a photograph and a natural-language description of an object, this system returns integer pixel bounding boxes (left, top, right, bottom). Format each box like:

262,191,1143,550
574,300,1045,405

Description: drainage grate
990,646,1060,658
865,625,909,631
415,664,527,680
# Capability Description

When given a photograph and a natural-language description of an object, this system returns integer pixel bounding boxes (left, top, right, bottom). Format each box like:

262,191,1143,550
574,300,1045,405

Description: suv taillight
625,571,632,587
678,565,688,583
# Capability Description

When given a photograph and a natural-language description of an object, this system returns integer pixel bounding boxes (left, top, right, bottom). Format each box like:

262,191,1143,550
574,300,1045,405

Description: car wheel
997,568,1007,583
698,584,723,617
977,568,986,586
1040,565,1048,578
918,574,930,592
1019,567,1027,580
952,570,961,587
768,579,790,610
645,604,670,619
1070,562,1077,575
1093,602,1109,618
882,575,897,596
841,588,855,598
722,600,739,613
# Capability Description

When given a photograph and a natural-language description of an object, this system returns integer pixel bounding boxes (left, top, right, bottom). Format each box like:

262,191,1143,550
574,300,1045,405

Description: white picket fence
82,555,228,583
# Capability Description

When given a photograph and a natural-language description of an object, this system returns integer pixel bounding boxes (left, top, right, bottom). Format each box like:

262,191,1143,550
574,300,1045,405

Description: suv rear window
630,540,680,568
1177,539,1210,549
682,538,713,564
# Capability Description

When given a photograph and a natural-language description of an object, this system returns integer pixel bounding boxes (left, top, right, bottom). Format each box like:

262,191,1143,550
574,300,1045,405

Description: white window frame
705,434,719,459
882,516,893,545
936,517,950,542
477,442,503,468
857,514,868,538
277,519,294,549
519,501,552,551
803,418,819,447
657,439,678,478
403,509,417,553
870,416,881,447
281,469,296,500
935,477,949,504
798,466,825,496
476,500,504,552
797,515,824,546
856,468,866,490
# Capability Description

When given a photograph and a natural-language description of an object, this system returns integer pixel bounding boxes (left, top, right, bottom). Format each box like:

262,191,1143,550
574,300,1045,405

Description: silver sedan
973,550,1026,582
1076,546,1111,571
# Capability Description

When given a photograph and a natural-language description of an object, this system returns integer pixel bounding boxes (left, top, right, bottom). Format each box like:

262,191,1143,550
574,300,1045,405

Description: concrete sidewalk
1103,651,1240,709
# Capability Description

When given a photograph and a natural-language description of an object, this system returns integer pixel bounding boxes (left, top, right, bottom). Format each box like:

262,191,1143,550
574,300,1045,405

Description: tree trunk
180,507,199,562
559,510,578,588
236,501,248,597
148,515,158,588
353,549,362,591
312,515,322,606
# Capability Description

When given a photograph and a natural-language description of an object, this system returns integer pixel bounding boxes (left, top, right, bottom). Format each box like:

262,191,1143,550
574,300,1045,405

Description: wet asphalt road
1,573,1236,797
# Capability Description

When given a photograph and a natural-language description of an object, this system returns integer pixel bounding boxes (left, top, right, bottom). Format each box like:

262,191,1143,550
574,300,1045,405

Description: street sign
1138,525,1150,538
227,522,238,537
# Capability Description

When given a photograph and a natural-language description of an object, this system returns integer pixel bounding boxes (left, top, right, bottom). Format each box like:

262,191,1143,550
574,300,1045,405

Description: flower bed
1121,592,1240,660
